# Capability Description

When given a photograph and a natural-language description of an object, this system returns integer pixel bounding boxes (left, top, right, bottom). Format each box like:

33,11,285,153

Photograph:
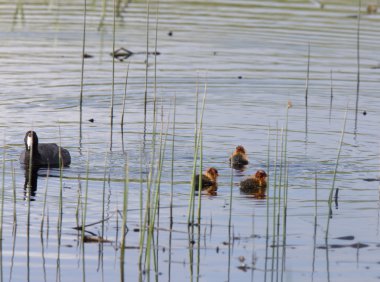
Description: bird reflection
23,166,39,201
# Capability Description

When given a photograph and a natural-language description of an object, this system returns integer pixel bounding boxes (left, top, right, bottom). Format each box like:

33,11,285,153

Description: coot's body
229,145,249,169
240,170,268,198
20,131,71,167
193,167,219,194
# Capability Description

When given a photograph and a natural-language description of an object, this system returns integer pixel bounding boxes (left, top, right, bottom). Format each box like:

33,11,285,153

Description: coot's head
254,170,267,180
205,167,219,181
235,145,246,154
24,131,39,151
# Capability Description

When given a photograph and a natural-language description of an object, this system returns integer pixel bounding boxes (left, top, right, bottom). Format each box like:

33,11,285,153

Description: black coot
20,131,71,167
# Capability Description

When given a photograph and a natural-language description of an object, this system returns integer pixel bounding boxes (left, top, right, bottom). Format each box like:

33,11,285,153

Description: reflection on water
1,0,380,281
23,167,38,201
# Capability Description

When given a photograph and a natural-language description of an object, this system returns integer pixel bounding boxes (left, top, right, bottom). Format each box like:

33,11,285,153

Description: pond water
1,0,380,281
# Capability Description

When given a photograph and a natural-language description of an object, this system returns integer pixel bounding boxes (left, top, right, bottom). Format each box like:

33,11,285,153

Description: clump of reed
188,78,207,226
263,102,291,279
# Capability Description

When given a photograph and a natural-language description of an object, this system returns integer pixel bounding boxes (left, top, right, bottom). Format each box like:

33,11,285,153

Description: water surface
1,0,380,281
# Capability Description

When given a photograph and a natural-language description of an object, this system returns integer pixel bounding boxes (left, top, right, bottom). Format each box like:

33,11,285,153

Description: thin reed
40,167,50,232
121,63,130,152
109,0,116,151
354,0,361,132
11,162,17,226
0,147,6,240
79,0,87,143
326,108,348,238
120,162,129,250
81,152,90,242
170,95,176,227
188,79,207,225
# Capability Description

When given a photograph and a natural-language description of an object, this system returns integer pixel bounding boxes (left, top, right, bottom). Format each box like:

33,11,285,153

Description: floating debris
83,235,112,243
363,178,380,182
111,47,161,61
335,235,355,240
111,47,133,61
124,246,140,249
318,242,369,249
83,53,93,59
351,243,369,249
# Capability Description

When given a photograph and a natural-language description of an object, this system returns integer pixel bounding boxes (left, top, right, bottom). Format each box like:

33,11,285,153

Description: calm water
1,0,380,281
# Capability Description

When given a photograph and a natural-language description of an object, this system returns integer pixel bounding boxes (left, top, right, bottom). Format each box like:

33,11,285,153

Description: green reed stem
264,126,271,281
196,129,203,225
98,0,107,30
57,127,63,235
314,171,318,217
326,108,348,239
40,167,50,233
228,166,233,230
116,0,122,16
10,162,17,226
46,205,50,242
191,75,199,215
79,0,87,143
282,104,290,239
354,0,361,132
9,222,17,282
305,42,310,109
188,80,207,225
275,126,285,281
143,0,150,121
305,42,310,136
139,92,159,272
0,147,5,241
139,146,143,233
121,64,130,152
271,124,279,281
144,10,161,268
75,176,82,231
13,0,25,21
81,152,90,242
312,171,318,279
170,95,176,227
146,105,170,271
153,1,159,127
101,153,108,241
266,126,271,232
109,0,116,151
138,136,155,271
121,162,129,250
329,69,333,122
